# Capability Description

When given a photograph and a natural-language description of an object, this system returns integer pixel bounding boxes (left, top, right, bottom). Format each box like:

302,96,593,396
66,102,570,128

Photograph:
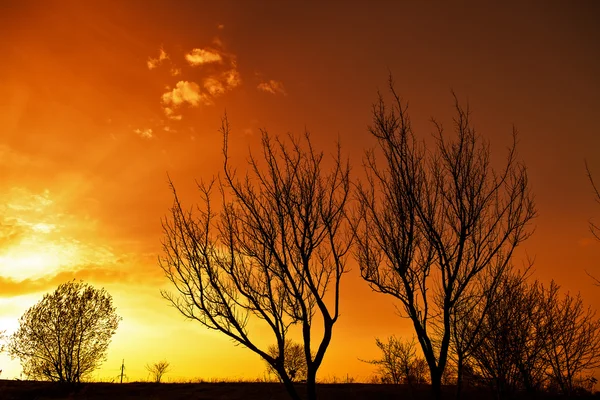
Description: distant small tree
266,340,307,382
0,330,5,353
8,281,121,383
362,335,428,386
146,360,171,383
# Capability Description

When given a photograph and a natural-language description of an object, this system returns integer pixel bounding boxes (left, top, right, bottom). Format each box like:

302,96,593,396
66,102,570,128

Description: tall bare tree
160,117,352,400
354,78,536,398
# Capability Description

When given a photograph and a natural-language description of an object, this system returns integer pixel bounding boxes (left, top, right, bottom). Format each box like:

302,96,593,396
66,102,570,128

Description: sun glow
0,242,77,281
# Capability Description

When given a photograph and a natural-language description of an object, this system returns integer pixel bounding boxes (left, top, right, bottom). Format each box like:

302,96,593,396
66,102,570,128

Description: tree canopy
8,280,121,383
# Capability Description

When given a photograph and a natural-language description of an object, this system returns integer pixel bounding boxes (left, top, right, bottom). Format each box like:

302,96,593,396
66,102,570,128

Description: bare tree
160,117,352,400
361,335,428,387
471,273,600,397
354,78,536,399
447,262,515,398
542,286,600,395
586,161,600,241
585,161,600,285
8,281,121,383
146,360,171,383
470,272,548,397
265,339,307,382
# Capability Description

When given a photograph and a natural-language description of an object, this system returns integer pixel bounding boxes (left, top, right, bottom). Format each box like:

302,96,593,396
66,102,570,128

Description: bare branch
160,117,352,400
354,78,536,398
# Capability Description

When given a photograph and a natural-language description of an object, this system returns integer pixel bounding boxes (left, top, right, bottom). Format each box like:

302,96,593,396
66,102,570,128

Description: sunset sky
1,1,599,382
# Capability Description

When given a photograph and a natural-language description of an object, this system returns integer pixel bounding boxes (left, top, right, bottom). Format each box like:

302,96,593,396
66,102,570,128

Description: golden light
0,243,74,281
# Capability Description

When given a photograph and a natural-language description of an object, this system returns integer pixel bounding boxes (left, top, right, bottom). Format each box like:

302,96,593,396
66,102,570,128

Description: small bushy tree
9,281,121,383
146,360,171,383
362,335,428,385
266,340,307,382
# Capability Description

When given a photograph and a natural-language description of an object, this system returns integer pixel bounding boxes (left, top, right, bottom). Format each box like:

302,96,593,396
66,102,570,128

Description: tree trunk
455,355,463,400
431,368,442,400
306,368,318,400
279,369,302,400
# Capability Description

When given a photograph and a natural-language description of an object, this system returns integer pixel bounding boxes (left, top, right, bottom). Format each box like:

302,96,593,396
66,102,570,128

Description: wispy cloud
223,67,242,89
147,48,169,70
203,77,225,96
0,188,115,283
163,107,183,120
133,128,153,139
0,144,44,168
185,48,222,66
0,187,161,295
0,258,162,297
257,80,287,96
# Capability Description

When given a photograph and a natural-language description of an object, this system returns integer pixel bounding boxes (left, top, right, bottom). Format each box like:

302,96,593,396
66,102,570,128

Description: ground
1,380,598,399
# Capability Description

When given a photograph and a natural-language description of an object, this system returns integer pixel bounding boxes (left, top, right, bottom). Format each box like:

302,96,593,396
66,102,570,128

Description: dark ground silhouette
1,380,598,400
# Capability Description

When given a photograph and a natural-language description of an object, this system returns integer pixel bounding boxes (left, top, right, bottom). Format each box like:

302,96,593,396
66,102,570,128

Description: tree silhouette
470,271,548,396
542,285,600,395
8,281,121,383
586,161,600,241
585,161,600,285
354,78,536,399
160,116,352,400
361,335,428,387
265,340,307,382
146,360,171,383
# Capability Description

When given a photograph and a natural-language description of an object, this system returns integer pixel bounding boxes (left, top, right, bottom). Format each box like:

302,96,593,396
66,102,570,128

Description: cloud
151,40,242,120
202,64,241,97
257,80,287,96
185,48,223,66
134,129,153,139
163,107,182,120
0,187,119,283
0,259,162,297
161,81,213,119
162,81,208,107
133,128,153,139
203,77,225,96
224,68,242,89
147,48,169,70
0,144,33,167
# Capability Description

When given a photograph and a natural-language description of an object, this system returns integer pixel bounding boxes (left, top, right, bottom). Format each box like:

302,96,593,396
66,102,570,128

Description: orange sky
1,0,599,382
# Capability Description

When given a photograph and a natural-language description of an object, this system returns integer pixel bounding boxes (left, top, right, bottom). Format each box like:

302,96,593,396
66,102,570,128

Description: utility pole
120,359,125,384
